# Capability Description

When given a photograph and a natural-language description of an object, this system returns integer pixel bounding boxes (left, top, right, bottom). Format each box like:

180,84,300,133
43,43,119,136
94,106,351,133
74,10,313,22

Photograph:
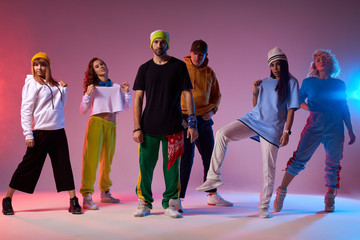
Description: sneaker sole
164,213,182,218
68,209,83,214
273,205,283,212
2,211,14,215
134,210,150,217
101,200,120,203
273,201,284,212
207,203,233,207
83,206,99,210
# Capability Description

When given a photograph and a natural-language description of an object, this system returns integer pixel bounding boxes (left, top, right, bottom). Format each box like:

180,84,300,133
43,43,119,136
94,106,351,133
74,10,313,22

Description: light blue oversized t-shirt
239,77,300,147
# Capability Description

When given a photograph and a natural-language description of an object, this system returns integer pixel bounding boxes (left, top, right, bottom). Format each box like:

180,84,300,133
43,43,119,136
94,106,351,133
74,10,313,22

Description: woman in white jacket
79,57,131,210
2,52,81,215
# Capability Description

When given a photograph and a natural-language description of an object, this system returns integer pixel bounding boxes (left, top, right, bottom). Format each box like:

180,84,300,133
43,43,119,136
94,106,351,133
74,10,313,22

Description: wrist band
133,128,142,133
284,129,292,135
187,113,197,129
253,93,259,96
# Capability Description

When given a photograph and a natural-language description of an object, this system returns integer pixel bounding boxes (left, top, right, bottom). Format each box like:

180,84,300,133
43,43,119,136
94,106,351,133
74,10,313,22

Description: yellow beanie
150,30,170,50
31,52,50,65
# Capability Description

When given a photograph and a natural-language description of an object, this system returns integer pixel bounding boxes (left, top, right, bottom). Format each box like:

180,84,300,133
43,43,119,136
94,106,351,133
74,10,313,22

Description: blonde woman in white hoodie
2,52,82,215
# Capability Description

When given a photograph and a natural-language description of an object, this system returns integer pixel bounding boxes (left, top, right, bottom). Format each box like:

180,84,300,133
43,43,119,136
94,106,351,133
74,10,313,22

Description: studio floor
1,191,359,240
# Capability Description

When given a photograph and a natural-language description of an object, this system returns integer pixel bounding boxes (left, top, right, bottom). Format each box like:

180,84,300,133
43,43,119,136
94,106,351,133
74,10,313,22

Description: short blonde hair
307,49,340,78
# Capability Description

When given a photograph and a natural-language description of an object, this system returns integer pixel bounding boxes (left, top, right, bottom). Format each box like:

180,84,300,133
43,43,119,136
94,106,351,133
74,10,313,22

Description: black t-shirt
133,57,192,136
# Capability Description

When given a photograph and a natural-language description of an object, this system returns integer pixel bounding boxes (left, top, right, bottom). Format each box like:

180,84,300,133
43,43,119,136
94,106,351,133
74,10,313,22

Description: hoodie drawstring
43,83,63,109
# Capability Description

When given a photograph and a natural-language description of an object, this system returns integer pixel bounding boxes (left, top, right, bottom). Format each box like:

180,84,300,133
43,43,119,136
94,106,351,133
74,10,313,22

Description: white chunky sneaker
164,199,182,218
196,179,223,192
325,191,336,212
83,193,99,210
273,187,287,212
207,193,233,206
134,199,150,217
101,190,120,203
259,208,272,218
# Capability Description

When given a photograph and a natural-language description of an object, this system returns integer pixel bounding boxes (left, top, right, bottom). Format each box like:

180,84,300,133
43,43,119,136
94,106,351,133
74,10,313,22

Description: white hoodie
21,75,67,140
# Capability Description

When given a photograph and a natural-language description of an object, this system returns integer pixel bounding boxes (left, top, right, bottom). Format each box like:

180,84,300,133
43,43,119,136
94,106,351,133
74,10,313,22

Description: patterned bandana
166,132,184,170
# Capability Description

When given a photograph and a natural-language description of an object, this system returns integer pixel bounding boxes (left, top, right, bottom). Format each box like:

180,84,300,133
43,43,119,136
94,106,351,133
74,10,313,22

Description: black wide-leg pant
9,129,75,193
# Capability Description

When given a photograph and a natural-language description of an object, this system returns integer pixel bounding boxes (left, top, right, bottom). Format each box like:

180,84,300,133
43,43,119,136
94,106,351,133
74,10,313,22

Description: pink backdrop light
0,0,359,197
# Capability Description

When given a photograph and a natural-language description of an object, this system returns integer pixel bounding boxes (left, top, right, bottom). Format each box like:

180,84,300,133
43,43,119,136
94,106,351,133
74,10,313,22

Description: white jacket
21,75,67,140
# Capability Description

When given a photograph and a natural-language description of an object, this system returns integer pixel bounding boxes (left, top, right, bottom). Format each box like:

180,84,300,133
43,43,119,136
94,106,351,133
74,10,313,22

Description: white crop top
80,83,131,116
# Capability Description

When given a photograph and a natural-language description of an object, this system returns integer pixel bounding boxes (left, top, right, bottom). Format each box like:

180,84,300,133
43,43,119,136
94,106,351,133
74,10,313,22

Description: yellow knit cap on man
31,52,50,65
150,30,170,50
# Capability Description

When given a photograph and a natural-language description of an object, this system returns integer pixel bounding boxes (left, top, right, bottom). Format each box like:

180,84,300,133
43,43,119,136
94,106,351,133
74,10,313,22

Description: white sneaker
273,187,287,212
134,199,150,217
207,193,233,206
164,199,182,218
196,179,223,192
259,208,272,218
101,190,120,203
174,199,184,213
325,191,336,212
83,193,99,210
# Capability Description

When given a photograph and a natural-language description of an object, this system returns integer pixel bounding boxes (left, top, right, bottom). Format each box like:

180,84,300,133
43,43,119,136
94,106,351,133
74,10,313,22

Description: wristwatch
284,129,292,135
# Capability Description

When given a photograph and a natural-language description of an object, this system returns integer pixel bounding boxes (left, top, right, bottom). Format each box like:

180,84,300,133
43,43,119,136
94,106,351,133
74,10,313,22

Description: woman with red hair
80,57,131,210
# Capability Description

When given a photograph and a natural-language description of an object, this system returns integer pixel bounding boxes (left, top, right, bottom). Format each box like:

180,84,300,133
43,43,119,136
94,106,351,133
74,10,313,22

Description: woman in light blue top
197,47,300,218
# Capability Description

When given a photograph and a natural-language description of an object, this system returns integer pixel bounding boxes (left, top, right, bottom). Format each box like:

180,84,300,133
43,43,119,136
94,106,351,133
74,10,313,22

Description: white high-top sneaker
325,191,336,212
164,199,182,218
101,189,120,203
174,199,184,213
273,187,287,212
83,193,99,210
133,199,150,217
207,193,233,206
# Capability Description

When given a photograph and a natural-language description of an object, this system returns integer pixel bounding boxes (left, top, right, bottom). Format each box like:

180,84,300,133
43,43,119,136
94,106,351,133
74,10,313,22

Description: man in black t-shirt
132,30,198,218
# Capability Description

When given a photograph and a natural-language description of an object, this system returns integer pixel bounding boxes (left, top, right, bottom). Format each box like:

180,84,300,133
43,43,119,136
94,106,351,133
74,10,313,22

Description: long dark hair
270,60,296,104
83,57,108,94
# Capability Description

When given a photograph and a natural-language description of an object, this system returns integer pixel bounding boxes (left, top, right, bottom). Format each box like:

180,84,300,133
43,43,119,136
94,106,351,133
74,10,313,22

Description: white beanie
268,47,287,66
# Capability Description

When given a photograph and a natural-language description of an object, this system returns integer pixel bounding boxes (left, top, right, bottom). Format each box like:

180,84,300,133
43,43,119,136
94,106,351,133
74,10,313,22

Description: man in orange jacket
178,40,232,212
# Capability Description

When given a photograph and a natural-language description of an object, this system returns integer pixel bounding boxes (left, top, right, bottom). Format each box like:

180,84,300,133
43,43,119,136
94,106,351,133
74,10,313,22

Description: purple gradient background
1,0,359,197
